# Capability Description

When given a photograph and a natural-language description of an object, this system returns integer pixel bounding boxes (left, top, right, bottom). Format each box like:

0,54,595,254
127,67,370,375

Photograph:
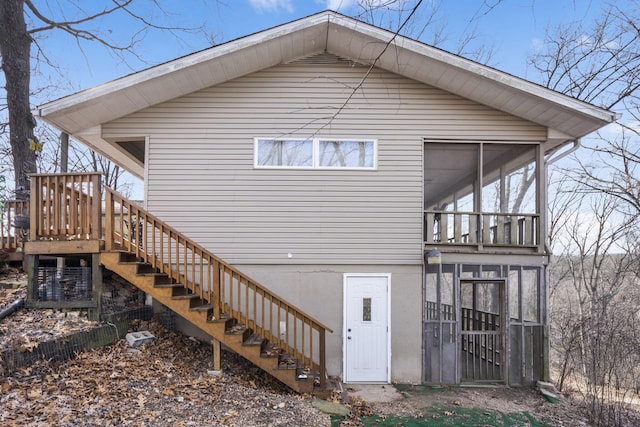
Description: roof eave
35,10,616,161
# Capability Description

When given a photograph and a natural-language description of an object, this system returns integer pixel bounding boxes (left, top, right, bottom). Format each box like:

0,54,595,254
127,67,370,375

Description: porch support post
212,338,221,371
25,254,39,303
538,143,550,381
60,132,68,173
88,253,103,321
537,144,546,252
56,132,68,274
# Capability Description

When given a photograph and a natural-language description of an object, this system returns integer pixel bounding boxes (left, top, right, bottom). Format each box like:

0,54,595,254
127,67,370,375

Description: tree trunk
0,0,37,195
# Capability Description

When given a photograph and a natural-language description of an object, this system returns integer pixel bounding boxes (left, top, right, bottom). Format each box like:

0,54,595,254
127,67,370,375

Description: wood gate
460,279,506,382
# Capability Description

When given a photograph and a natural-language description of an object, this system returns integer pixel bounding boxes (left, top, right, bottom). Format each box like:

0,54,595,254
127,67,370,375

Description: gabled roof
36,10,615,176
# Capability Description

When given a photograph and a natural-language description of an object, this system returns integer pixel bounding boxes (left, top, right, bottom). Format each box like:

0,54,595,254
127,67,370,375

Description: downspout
541,139,581,382
0,297,24,320
545,139,581,166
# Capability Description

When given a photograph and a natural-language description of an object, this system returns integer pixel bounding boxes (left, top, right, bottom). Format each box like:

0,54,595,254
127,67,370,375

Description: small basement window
255,138,377,169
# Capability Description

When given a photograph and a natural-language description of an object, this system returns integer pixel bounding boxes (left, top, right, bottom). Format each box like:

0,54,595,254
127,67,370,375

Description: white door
344,274,390,383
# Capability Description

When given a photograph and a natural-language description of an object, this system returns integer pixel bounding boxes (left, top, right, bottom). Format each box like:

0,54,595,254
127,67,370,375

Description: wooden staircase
21,174,332,394
101,187,332,394
100,251,317,393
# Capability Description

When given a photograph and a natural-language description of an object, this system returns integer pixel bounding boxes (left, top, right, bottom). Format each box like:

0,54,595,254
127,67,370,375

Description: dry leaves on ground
0,319,330,427
0,307,97,353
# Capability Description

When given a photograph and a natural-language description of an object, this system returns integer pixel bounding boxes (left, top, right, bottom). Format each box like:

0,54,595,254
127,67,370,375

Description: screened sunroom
423,140,548,385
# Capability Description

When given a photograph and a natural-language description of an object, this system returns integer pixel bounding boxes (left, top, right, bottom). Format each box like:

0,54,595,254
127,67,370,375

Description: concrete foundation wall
238,263,424,383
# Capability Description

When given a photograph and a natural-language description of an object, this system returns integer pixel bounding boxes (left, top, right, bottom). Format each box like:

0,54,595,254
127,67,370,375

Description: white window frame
254,138,378,170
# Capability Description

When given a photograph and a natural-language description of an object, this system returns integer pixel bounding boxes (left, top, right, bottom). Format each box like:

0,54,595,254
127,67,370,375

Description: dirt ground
346,383,591,426
0,265,637,426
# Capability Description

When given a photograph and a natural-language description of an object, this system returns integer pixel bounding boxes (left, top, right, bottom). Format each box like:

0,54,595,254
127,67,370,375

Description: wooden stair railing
103,187,332,392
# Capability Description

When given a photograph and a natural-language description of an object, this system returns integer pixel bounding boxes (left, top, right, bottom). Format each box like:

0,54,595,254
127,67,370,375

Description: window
255,138,376,169
256,139,312,167
319,140,374,168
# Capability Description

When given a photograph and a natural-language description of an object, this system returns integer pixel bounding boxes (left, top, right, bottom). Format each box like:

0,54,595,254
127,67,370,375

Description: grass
331,404,553,427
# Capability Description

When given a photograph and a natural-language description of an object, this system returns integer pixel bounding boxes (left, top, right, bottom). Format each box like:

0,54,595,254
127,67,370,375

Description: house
29,11,614,389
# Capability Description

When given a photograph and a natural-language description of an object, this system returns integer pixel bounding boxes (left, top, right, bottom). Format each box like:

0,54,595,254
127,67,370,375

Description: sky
27,0,627,200
34,0,610,96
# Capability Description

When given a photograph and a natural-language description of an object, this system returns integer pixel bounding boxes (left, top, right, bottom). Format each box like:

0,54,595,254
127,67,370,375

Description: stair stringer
99,251,314,394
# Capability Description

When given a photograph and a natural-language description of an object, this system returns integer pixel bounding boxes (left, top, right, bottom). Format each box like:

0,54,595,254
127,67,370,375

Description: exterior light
426,248,441,265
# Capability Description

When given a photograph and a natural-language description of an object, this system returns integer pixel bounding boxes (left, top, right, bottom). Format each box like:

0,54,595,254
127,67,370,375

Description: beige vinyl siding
103,56,546,265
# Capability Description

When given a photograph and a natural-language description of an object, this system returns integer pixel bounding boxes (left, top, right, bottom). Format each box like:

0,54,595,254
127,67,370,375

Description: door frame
458,278,508,383
343,273,391,383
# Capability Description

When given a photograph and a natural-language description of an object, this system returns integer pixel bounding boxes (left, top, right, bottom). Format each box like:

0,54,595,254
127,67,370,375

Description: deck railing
29,173,102,241
424,211,540,248
0,199,29,252
104,188,332,386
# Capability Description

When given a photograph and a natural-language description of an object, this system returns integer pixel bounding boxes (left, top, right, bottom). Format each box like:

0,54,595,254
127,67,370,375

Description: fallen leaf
27,387,42,400
137,393,146,408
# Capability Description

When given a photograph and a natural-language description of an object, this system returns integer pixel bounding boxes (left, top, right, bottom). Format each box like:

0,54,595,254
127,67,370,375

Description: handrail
424,210,540,247
29,173,102,241
0,200,29,252
104,187,332,386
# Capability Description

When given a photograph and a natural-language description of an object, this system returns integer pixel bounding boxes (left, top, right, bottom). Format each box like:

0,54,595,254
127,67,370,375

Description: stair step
243,333,264,346
190,304,213,312
208,313,234,325
296,366,315,381
226,323,248,334
226,323,253,342
117,252,142,263
155,283,183,289
278,354,299,370
172,293,200,300
261,343,281,358
153,275,175,285
137,272,166,277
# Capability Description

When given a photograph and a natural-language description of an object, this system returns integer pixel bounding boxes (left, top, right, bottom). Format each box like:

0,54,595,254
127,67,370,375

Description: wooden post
212,260,221,319
57,136,69,272
88,253,103,321
29,176,38,241
212,338,221,371
25,254,39,303
319,327,326,389
60,132,69,173
90,174,102,240
105,190,113,250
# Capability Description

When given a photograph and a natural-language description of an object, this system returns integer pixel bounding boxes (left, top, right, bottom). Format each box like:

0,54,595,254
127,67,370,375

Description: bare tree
0,0,37,196
529,3,640,113
548,172,640,425
529,0,640,227
532,3,640,425
353,0,496,64
0,0,212,193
